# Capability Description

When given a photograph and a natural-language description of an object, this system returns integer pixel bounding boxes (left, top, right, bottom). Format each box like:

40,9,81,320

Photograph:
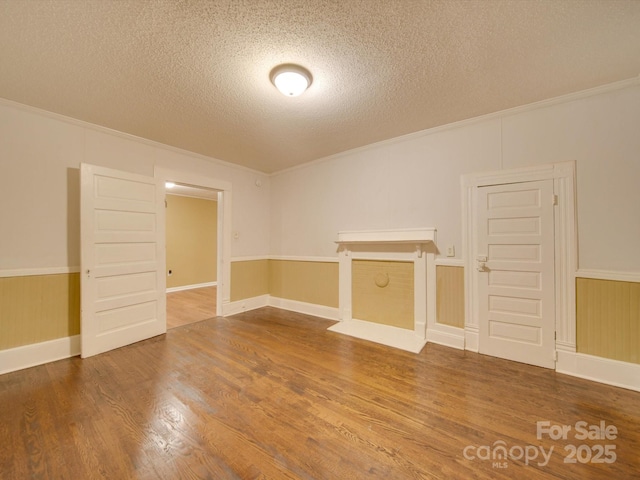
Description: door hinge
552,194,558,206
165,199,168,208
554,350,558,362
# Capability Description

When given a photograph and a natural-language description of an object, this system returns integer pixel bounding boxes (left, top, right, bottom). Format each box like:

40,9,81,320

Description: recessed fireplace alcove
329,229,437,353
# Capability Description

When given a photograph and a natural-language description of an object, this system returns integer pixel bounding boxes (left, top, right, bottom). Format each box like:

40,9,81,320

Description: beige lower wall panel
166,194,217,288
230,260,269,302
0,273,80,350
269,260,338,308
436,265,465,328
576,277,639,365
6,269,634,370
352,260,413,330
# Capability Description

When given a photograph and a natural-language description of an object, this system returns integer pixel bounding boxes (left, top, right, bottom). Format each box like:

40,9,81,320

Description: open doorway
165,183,219,329
155,166,233,330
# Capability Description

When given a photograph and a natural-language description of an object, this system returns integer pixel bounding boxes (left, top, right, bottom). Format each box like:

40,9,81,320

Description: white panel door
477,180,555,368
80,164,166,358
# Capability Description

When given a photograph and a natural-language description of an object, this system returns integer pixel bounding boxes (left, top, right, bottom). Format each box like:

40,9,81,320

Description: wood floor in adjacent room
166,286,217,329
1,308,639,479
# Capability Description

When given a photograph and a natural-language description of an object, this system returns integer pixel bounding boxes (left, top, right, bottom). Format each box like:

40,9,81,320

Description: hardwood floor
1,307,638,479
166,286,216,329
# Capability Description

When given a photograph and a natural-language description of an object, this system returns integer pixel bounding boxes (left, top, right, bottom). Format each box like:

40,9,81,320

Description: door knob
477,262,487,272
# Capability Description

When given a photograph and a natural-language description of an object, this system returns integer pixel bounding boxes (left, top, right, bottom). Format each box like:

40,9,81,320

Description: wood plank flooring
166,286,216,329
1,307,639,479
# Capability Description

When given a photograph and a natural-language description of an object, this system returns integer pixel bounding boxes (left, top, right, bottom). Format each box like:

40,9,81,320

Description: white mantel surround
329,228,437,353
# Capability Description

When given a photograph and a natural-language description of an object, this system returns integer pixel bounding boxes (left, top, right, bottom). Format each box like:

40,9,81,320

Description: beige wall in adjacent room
269,260,338,308
0,274,80,350
352,260,414,330
166,194,217,289
436,266,465,328
230,259,269,302
576,277,640,365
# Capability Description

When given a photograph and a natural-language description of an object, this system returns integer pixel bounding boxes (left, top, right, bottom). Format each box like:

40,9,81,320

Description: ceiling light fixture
270,64,312,97
165,181,176,189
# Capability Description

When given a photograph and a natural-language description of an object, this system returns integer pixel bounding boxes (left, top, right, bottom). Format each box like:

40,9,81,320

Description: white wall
3,80,638,274
0,101,270,272
270,81,640,272
270,119,501,259
501,86,640,271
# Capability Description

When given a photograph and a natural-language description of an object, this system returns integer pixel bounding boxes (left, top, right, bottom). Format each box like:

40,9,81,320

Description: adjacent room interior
164,183,219,329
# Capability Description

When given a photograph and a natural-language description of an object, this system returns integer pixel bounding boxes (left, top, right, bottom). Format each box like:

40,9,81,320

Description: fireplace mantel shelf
336,228,436,245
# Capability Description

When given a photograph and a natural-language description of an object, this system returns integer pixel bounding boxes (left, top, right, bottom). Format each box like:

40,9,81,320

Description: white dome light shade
165,181,176,189
270,64,312,97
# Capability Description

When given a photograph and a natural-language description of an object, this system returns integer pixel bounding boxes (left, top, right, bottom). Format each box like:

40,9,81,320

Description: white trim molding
426,324,465,350
268,255,339,263
230,256,340,263
155,167,232,317
434,258,465,267
337,228,436,245
576,269,640,283
462,161,578,355
0,97,266,177
556,351,640,393
222,295,270,316
272,77,640,178
231,256,269,263
465,327,479,352
269,297,339,321
166,281,217,293
0,335,80,375
222,295,339,321
0,266,81,278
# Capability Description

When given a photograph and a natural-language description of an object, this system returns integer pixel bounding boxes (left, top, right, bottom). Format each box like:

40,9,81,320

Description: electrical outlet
446,245,455,257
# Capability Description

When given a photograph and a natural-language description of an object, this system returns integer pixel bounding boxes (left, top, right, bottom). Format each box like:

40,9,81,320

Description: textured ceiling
1,1,639,173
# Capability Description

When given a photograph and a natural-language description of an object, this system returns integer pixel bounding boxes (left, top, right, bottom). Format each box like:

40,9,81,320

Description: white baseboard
222,294,269,316
221,294,339,320
556,351,640,393
0,335,80,375
166,281,217,293
268,297,339,321
464,328,479,352
328,319,428,354
426,325,465,350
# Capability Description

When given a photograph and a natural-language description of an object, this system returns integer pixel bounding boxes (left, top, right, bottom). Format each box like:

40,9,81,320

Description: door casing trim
461,161,577,357
154,167,232,318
